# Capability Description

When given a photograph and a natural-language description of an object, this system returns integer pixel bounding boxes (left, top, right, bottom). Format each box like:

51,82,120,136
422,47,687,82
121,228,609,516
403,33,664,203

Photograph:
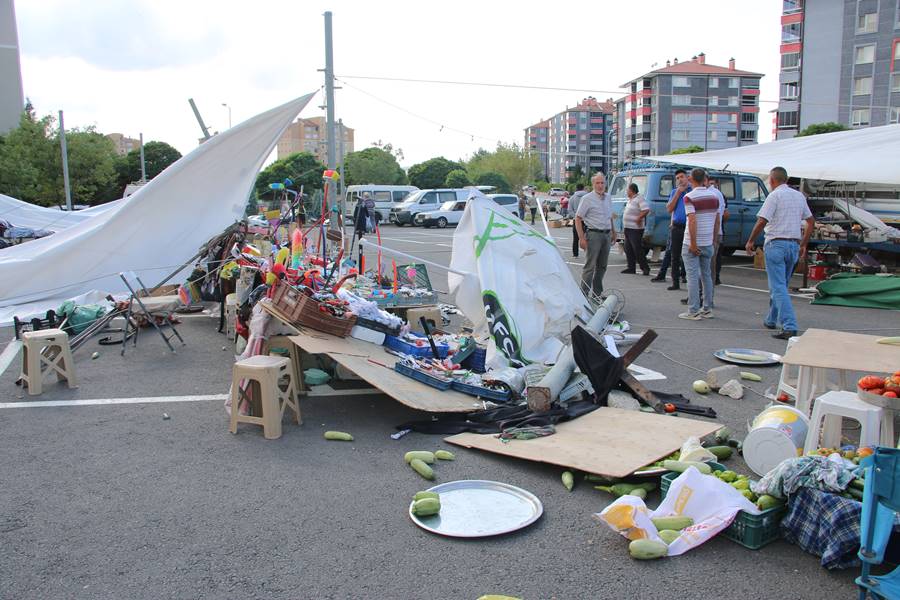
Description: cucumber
434,450,455,461
627,488,647,499
404,451,435,464
324,431,353,441
409,458,434,480
755,494,784,511
725,351,766,362
739,371,762,381
628,538,669,560
651,516,694,531
562,471,574,491
706,446,733,461
850,478,865,491
714,427,731,444
663,460,712,475
411,497,441,516
413,491,440,502
658,529,681,545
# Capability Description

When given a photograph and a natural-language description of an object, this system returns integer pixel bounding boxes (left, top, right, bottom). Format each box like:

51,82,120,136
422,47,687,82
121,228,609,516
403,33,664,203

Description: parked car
344,184,419,222
608,165,770,253
389,188,471,226
487,193,520,214
548,187,566,196
418,200,468,228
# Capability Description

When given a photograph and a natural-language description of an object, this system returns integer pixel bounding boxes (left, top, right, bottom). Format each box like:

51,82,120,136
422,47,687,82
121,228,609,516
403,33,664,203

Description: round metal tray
408,480,543,538
714,348,782,366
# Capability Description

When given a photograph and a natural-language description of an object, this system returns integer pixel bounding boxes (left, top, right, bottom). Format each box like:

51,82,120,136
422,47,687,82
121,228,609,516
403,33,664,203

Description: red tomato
869,388,885,396
664,403,676,413
883,391,898,398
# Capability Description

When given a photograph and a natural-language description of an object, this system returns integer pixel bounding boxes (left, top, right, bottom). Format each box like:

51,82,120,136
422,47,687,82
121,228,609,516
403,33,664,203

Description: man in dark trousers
569,183,587,257
651,169,690,290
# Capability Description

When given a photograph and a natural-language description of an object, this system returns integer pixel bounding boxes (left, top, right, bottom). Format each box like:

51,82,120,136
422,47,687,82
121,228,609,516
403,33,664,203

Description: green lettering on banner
473,209,555,258
482,290,529,365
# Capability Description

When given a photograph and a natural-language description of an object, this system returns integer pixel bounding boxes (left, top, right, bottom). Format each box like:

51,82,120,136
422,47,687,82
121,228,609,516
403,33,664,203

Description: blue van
609,165,769,254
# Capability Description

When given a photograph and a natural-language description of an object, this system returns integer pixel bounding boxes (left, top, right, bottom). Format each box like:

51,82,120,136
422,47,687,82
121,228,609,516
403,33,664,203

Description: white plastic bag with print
595,466,761,556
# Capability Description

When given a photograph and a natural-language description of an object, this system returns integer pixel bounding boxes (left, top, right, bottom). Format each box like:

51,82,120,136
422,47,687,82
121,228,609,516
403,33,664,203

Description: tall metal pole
139,132,146,182
323,11,336,170
58,110,72,211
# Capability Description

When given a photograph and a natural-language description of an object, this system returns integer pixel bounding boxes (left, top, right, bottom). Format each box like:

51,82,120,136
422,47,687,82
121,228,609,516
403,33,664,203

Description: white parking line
0,394,228,409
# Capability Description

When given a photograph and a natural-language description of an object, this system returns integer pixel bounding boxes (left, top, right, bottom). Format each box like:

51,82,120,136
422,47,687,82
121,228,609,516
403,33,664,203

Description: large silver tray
408,480,543,538
714,348,782,366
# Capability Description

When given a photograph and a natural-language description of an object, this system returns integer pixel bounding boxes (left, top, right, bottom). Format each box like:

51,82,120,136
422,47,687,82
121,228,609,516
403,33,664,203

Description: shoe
763,322,776,330
772,330,798,340
678,311,702,321
620,269,636,274
666,285,680,291
642,271,651,276
699,308,714,319
651,276,666,282
681,277,687,283
715,279,722,285
680,297,688,305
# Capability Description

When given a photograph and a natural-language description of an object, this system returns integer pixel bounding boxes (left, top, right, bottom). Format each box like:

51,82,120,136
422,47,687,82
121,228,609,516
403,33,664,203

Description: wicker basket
272,280,356,337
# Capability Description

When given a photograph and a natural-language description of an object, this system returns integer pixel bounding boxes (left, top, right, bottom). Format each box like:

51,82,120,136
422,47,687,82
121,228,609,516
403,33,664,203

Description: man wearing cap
746,166,815,340
575,173,616,301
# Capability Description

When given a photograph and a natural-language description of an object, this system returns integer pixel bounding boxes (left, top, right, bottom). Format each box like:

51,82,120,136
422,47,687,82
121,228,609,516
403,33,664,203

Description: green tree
0,110,56,204
115,141,182,191
670,145,705,155
51,128,118,205
343,146,407,185
407,157,465,189
474,171,511,193
796,122,849,137
466,143,539,192
444,169,471,188
254,152,325,199
565,164,584,185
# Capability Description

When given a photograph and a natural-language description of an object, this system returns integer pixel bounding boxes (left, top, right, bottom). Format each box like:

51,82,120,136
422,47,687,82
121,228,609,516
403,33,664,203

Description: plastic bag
596,466,760,556
678,436,717,463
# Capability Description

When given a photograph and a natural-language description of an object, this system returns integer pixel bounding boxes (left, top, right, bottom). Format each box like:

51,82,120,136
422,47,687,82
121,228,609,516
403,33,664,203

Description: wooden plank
288,333,481,413
445,407,720,478
780,328,900,373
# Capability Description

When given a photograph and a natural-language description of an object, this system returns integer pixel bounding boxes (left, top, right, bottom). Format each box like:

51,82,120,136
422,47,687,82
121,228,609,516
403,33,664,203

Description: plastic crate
354,316,401,336
393,363,452,390
462,346,487,373
450,381,511,402
384,334,449,359
660,466,786,550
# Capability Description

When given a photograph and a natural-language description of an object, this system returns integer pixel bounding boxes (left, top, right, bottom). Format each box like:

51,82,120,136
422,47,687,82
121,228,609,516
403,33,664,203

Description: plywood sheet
288,333,481,413
780,328,900,373
445,407,720,478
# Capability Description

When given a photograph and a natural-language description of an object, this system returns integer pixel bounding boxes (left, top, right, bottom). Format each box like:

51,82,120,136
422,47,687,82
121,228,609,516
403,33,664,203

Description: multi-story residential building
0,0,24,134
535,97,614,184
106,133,140,156
276,117,354,164
776,0,900,139
524,119,550,179
614,54,763,165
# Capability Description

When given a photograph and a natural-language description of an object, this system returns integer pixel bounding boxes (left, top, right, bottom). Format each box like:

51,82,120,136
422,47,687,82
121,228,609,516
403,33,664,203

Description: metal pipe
58,110,72,211
139,132,146,181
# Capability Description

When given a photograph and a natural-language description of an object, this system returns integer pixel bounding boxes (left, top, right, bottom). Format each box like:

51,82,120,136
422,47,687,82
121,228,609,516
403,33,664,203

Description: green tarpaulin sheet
812,273,900,310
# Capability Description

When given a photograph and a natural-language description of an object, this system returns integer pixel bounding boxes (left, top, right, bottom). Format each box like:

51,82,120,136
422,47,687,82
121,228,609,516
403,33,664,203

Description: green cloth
57,300,107,334
812,273,900,310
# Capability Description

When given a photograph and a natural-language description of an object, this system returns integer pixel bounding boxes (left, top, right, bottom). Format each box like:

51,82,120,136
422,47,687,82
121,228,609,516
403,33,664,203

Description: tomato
859,375,886,390
883,391,898,398
858,447,875,458
869,388,885,396
777,393,790,403
664,403,676,413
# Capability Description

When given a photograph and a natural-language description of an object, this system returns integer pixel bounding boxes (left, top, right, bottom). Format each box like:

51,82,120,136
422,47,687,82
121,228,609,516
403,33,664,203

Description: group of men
572,166,814,340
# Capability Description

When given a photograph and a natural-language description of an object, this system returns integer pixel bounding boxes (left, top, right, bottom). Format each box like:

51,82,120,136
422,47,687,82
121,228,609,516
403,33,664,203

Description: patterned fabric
752,456,856,498
622,194,649,229
576,191,613,230
781,487,862,570
683,186,720,247
757,183,812,244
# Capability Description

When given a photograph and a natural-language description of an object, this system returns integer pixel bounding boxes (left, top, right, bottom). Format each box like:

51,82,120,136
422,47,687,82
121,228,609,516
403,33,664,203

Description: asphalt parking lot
1,220,888,599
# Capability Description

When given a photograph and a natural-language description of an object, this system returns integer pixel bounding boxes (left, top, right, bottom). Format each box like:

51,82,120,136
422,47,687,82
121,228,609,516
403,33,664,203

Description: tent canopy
0,194,122,231
647,124,900,186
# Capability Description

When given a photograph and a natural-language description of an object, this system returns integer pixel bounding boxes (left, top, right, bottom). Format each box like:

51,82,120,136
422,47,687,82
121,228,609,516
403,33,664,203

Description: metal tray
408,480,543,538
714,348,782,366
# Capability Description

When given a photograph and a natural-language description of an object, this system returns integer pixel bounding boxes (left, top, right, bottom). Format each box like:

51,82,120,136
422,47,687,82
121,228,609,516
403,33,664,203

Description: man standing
575,173,616,301
621,183,650,275
679,168,719,320
569,183,587,257
517,192,527,220
708,176,728,286
745,166,815,340
651,169,689,290
527,191,538,224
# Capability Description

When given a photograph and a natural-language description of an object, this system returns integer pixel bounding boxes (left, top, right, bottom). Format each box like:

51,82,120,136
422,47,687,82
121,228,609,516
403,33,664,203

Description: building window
709,130,719,141
708,96,719,106
854,76,873,95
857,12,877,34
741,112,758,124
729,78,740,88
780,82,799,100
673,76,690,87
728,96,739,107
777,111,799,128
710,77,719,87
672,112,690,123
727,131,738,141
892,73,900,92
851,108,871,126
891,107,900,124
783,0,802,14
782,22,802,42
895,41,900,65
672,95,691,105
708,113,718,123
855,44,875,64
740,130,756,141
781,52,801,70
742,95,758,106
729,113,738,124
643,114,652,124
672,130,689,141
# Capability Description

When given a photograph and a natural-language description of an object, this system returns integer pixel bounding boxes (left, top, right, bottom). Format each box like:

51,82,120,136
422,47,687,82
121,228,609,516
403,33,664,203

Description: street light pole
139,132,146,182
58,110,72,211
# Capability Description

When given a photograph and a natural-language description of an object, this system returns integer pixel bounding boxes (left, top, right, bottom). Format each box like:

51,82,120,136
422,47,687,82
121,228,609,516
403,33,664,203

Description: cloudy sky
16,0,782,167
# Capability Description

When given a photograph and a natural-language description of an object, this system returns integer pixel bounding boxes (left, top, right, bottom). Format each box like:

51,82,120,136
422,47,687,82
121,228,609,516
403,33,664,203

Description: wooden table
781,328,900,415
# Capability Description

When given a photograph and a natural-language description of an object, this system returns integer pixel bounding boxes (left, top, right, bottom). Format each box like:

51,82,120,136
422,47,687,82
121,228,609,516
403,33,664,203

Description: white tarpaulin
649,124,900,186
449,191,589,365
0,93,315,322
0,193,122,231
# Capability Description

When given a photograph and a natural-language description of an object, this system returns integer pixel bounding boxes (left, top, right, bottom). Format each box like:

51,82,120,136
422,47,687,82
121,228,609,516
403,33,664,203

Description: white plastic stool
803,391,884,455
19,329,77,396
225,293,237,341
229,355,300,440
776,336,801,401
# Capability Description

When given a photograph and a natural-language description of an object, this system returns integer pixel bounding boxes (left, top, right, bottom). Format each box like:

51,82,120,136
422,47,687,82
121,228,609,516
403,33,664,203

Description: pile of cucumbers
405,450,455,480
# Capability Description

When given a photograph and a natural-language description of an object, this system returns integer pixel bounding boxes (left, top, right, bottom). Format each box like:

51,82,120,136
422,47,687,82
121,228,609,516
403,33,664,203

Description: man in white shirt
678,168,720,320
575,173,616,301
746,166,815,340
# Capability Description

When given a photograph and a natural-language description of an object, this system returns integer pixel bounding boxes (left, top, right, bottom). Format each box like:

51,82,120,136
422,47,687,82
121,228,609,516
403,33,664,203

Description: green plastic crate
660,466,786,550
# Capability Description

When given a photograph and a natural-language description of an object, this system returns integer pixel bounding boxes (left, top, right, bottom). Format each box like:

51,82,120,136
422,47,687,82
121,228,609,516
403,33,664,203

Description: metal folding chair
119,271,185,356
857,447,900,600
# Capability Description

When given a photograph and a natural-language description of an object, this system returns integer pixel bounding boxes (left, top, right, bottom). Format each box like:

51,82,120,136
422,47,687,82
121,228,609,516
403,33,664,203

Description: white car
417,200,467,228
548,187,566,196
487,193,520,214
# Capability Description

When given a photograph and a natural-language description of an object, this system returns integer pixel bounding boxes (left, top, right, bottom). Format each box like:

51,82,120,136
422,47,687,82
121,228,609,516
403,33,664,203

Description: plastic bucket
743,405,810,476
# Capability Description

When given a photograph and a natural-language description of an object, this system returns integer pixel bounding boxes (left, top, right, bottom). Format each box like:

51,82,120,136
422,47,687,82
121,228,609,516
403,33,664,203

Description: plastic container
450,381,511,402
393,363,452,390
354,316,401,336
743,405,810,477
384,334,449,359
462,346,487,373
350,326,385,345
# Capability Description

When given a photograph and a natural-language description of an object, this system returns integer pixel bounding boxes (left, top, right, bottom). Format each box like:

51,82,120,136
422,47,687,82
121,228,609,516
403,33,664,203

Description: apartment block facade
524,119,550,179
276,117,355,164
776,0,900,139
613,54,763,166
106,133,140,156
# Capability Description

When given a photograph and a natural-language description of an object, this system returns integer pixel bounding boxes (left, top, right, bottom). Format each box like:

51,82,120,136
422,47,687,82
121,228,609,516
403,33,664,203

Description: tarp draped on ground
649,124,900,186
812,273,900,310
0,93,315,323
0,193,122,231
449,191,590,365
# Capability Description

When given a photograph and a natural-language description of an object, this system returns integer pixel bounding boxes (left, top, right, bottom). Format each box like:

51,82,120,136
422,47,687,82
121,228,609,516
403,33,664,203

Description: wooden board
780,328,900,373
445,407,720,478
288,333,481,413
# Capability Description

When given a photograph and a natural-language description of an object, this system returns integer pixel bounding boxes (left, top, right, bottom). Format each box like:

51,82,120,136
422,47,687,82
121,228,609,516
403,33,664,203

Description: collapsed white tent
0,92,315,322
649,124,900,186
0,193,122,231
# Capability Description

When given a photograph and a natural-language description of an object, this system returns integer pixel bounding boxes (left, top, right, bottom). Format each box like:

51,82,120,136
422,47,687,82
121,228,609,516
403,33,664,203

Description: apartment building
614,54,763,165
106,133,140,156
776,0,900,139
524,119,550,179
276,117,355,164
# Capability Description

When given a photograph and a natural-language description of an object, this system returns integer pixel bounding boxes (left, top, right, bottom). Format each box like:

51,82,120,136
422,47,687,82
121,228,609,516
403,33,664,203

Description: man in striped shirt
678,168,720,320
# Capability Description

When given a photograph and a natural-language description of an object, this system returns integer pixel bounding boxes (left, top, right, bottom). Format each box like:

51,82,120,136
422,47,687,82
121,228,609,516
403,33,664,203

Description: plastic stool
803,391,884,455
229,355,300,439
19,328,77,396
225,293,238,341
776,336,801,401
266,335,302,396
